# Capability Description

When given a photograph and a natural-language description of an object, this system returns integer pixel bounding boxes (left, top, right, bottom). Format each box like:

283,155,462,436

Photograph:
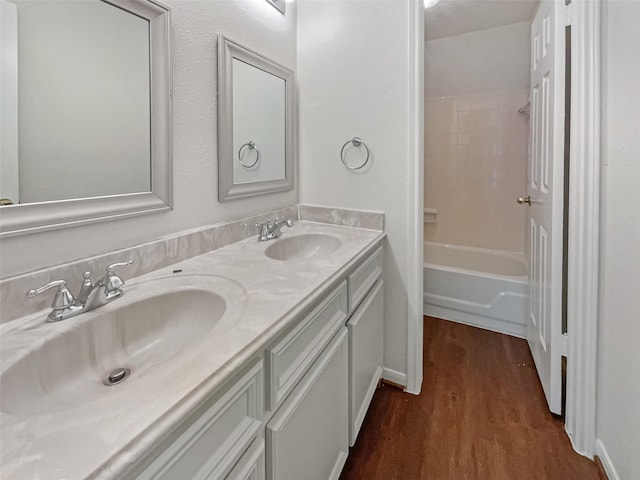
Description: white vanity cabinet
262,245,384,478
346,248,384,446
347,247,383,314
134,361,264,480
265,282,348,411
263,281,349,480
347,279,384,445
129,245,384,480
266,328,349,480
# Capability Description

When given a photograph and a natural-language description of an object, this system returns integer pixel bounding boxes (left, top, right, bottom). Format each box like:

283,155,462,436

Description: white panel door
526,0,566,415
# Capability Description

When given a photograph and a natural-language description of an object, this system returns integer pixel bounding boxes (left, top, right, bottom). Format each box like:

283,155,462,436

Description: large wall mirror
218,35,294,201
0,0,172,238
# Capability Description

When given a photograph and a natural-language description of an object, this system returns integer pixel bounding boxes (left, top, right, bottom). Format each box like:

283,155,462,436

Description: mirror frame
217,35,294,202
0,0,172,239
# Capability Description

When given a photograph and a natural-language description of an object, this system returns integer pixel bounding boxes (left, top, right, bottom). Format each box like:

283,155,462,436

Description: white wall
425,21,530,97
15,0,150,203
297,0,415,381
0,0,298,279
596,1,640,478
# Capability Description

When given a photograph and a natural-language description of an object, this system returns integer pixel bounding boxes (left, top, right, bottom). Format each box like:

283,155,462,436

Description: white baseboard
595,439,621,480
382,367,407,388
424,303,526,339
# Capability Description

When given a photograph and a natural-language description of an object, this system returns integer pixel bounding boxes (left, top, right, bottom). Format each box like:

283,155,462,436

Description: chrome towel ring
238,140,261,168
340,137,370,170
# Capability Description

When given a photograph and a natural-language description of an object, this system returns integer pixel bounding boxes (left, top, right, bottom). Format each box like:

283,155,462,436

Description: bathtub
423,242,529,338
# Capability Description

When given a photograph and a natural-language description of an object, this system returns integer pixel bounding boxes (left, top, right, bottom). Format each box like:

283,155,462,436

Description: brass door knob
0,198,14,206
517,195,532,205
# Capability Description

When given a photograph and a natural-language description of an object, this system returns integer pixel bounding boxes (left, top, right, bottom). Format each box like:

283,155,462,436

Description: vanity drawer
226,438,265,480
266,281,348,410
348,247,383,314
136,361,264,480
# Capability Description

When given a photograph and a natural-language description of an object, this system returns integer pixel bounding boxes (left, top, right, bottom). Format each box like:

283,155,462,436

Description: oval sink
0,274,245,416
265,234,341,261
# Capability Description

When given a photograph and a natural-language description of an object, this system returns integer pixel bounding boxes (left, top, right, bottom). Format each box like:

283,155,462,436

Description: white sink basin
264,234,341,261
0,274,246,416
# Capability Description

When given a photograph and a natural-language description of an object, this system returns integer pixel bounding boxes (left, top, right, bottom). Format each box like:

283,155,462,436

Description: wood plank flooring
340,316,600,480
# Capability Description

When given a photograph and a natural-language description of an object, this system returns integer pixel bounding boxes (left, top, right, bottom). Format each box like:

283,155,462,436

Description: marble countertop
0,221,384,479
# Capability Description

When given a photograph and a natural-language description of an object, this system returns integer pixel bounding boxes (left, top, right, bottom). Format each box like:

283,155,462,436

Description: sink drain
103,367,131,386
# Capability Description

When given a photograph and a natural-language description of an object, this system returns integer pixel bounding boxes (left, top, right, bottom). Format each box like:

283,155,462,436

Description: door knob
517,195,532,205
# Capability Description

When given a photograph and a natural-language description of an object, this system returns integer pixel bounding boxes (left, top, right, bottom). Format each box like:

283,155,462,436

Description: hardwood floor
340,316,600,480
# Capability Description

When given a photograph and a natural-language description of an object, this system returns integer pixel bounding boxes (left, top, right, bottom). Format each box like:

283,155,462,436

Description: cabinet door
266,281,347,410
347,279,383,446
226,438,265,480
266,328,348,480
134,361,263,480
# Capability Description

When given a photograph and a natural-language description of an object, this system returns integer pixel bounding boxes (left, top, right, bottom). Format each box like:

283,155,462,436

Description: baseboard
424,303,526,339
382,367,407,388
595,439,620,480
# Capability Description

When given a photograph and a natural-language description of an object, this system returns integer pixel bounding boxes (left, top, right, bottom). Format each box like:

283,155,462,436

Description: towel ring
340,137,370,170
238,140,261,168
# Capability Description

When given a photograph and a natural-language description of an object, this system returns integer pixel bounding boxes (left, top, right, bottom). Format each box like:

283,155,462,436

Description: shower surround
424,89,529,253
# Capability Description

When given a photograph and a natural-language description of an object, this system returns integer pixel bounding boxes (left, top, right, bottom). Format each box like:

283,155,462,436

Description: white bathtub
423,242,529,338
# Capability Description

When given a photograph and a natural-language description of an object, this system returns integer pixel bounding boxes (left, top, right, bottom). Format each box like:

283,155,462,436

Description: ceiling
425,0,539,40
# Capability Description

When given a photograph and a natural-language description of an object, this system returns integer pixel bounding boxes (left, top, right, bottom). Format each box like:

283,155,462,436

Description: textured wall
425,21,531,97
0,0,297,278
297,0,414,382
597,1,640,477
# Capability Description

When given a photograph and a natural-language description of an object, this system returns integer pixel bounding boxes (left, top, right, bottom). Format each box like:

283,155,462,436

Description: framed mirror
217,35,294,201
0,0,172,238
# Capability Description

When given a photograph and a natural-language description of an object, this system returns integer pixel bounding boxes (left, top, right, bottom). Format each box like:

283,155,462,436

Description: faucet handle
104,260,133,292
106,260,133,273
273,216,292,226
26,280,76,310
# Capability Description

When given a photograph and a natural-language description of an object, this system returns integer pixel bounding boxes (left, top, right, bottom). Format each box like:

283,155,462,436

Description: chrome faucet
27,260,133,323
256,217,293,242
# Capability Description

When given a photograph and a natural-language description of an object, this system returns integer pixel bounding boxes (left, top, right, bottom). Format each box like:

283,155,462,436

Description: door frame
564,0,600,458
406,0,425,396
407,0,600,457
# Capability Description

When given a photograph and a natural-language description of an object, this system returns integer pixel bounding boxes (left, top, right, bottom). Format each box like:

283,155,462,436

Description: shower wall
424,22,531,253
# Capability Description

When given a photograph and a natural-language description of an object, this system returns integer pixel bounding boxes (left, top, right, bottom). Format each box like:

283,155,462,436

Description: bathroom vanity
0,219,384,479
